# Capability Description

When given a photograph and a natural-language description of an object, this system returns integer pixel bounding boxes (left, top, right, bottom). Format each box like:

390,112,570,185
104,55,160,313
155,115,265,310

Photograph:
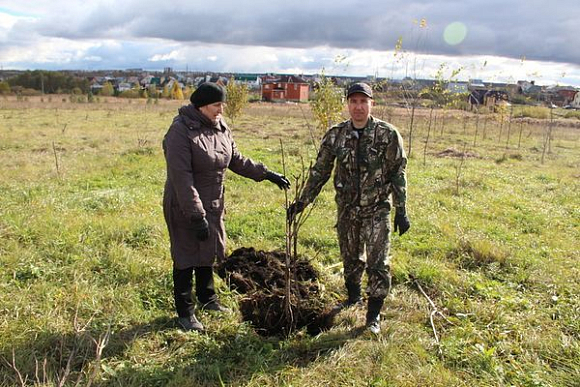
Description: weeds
0,97,578,386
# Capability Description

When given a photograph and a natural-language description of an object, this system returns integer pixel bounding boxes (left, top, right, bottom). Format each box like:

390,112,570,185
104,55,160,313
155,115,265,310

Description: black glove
394,208,410,236
287,201,307,221
265,171,291,190
191,217,209,241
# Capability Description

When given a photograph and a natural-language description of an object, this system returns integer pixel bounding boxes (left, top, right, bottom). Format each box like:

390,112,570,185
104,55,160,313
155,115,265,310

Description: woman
163,82,290,331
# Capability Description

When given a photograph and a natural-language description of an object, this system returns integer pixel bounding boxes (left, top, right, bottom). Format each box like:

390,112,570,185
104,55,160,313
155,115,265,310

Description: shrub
513,105,549,119
0,81,11,95
19,88,42,96
119,89,141,99
563,110,580,120
170,82,183,100
100,82,114,97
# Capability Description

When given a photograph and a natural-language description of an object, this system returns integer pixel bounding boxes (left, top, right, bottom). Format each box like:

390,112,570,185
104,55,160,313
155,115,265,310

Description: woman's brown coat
162,105,268,269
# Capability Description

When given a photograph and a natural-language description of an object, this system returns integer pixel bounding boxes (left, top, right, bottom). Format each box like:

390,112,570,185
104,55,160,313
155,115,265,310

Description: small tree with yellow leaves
170,82,184,100
225,77,248,127
310,70,343,139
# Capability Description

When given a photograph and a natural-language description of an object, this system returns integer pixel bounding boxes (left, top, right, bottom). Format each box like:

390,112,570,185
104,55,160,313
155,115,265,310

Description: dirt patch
435,147,480,158
216,247,335,336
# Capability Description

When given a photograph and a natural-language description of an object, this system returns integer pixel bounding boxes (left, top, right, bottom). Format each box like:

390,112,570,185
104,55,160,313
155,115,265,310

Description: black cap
346,82,373,99
190,82,226,108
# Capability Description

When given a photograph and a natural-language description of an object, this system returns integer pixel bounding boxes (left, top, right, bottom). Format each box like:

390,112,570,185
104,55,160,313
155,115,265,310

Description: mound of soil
216,247,335,336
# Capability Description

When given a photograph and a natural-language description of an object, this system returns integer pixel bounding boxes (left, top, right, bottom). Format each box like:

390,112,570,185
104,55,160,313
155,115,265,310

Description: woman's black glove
394,208,411,236
265,171,291,190
191,217,209,241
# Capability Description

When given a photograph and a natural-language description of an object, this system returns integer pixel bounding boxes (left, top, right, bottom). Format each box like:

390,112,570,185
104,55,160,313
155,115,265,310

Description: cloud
0,0,579,85
12,0,577,65
148,50,182,62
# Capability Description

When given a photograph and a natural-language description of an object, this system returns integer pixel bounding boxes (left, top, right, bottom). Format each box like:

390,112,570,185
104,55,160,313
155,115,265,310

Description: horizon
2,67,576,89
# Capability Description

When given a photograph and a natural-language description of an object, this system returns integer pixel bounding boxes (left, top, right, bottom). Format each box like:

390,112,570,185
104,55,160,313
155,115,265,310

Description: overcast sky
1,0,579,86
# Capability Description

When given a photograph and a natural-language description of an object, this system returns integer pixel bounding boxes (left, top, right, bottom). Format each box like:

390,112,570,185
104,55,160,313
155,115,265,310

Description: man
288,82,410,333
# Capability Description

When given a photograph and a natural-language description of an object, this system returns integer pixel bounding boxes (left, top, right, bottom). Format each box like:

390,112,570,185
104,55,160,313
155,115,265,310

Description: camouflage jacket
299,116,407,214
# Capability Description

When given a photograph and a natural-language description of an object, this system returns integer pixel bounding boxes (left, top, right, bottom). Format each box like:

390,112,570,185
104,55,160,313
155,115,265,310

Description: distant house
201,76,229,86
468,89,508,108
261,75,309,102
117,82,132,92
571,92,580,108
140,75,155,87
446,81,469,94
547,87,578,106
234,74,262,90
505,83,522,99
517,80,536,93
468,79,486,90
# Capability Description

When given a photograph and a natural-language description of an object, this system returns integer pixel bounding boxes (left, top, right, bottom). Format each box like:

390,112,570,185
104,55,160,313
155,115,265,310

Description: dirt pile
216,247,335,336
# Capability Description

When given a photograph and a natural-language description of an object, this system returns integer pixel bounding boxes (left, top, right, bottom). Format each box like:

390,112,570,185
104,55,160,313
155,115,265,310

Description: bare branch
0,348,27,387
85,325,111,387
411,275,456,356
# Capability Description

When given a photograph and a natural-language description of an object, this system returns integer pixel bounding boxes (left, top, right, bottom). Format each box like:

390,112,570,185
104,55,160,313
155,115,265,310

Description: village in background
1,67,579,110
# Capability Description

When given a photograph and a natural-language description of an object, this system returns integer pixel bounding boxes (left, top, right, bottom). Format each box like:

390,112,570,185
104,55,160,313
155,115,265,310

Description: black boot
173,267,195,318
333,281,363,311
346,281,363,306
173,267,204,331
366,297,384,334
195,267,231,313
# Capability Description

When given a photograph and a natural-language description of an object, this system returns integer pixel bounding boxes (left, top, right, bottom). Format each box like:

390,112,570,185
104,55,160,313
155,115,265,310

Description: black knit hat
190,82,226,108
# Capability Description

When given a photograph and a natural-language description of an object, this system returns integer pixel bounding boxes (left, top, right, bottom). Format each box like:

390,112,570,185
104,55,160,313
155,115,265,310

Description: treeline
1,70,90,95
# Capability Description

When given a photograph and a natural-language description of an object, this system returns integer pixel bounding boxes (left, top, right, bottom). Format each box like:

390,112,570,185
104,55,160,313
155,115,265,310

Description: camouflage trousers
337,205,392,299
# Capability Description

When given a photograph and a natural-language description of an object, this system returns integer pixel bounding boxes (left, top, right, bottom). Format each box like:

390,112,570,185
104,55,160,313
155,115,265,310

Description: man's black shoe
332,297,364,312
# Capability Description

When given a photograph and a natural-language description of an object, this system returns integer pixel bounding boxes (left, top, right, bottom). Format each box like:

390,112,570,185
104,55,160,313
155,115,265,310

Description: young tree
0,81,10,95
225,77,249,127
310,71,343,139
161,85,170,99
147,84,159,98
393,19,429,157
100,82,114,97
170,82,184,100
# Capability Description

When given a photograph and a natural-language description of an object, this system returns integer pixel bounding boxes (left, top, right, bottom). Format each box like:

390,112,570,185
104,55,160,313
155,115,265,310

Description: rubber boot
196,267,231,313
346,281,363,307
333,281,363,312
366,297,384,334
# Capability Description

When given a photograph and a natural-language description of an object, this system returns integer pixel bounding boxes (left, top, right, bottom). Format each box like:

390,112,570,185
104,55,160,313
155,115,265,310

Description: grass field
0,96,578,386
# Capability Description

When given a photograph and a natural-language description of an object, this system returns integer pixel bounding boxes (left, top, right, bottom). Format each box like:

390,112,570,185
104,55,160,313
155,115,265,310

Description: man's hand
191,217,209,241
394,208,410,236
287,201,306,221
265,171,291,190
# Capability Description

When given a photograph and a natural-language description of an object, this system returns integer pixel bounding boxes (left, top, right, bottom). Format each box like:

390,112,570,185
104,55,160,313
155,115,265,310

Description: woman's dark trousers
173,266,216,317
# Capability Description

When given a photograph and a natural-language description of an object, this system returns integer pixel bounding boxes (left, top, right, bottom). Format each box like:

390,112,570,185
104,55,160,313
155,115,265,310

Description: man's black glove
394,208,411,236
265,171,291,190
191,217,209,241
287,201,306,221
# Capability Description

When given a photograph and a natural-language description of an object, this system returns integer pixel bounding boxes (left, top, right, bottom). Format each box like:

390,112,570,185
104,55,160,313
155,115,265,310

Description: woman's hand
191,217,209,241
265,171,291,190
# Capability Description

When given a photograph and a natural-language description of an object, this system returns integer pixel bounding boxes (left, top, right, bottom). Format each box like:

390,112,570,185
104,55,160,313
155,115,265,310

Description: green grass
0,97,579,386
